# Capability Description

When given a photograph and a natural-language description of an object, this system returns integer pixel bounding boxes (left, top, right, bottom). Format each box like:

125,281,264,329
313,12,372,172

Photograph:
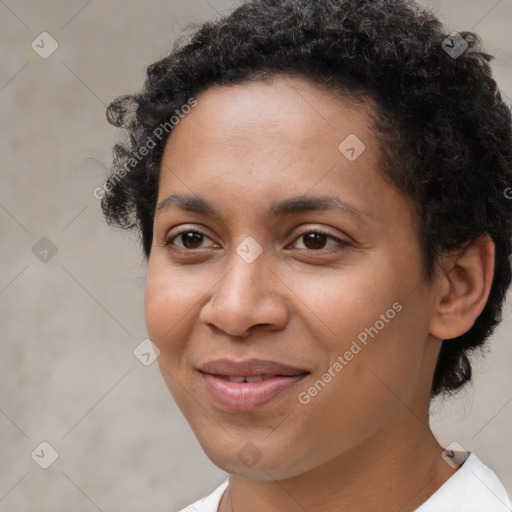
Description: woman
101,0,512,510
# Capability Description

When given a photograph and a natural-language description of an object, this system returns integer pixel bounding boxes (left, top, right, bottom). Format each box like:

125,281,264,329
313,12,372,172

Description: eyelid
165,225,216,248
165,224,351,254
287,227,351,252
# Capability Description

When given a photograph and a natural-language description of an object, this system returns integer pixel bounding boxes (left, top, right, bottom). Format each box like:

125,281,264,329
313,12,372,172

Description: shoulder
177,478,229,512
414,453,511,511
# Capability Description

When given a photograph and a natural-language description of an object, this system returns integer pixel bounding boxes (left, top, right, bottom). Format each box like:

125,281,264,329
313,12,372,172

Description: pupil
179,232,327,250
183,232,203,248
304,233,326,249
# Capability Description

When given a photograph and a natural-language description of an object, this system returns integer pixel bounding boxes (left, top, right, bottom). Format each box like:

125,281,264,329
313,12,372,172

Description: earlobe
429,235,495,340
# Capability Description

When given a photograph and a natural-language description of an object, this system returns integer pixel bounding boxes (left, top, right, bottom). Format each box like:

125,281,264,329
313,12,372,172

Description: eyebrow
154,193,372,221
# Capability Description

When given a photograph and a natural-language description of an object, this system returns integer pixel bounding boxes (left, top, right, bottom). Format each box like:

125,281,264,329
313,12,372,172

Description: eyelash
164,228,350,255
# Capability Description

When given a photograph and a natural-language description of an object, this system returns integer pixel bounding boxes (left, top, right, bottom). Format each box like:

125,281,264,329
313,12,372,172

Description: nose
199,249,290,338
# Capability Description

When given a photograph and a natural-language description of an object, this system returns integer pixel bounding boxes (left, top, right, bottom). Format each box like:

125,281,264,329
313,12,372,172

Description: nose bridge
201,240,289,336
219,240,271,308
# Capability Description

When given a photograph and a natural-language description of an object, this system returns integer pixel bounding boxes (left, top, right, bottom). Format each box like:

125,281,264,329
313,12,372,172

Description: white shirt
177,453,511,512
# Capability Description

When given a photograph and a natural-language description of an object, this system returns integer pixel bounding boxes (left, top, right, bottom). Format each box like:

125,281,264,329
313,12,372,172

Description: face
145,76,441,479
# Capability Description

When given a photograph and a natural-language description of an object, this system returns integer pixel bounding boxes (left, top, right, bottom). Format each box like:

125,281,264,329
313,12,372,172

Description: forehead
156,76,414,231
164,76,375,153
160,77,376,183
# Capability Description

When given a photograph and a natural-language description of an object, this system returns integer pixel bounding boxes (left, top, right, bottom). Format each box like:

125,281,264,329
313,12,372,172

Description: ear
429,235,495,340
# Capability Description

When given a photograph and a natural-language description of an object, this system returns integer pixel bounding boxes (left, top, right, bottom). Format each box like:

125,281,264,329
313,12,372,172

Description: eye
164,227,350,255
289,230,350,254
165,229,216,251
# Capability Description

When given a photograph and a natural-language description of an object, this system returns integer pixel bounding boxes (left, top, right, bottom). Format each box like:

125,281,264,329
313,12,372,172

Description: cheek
144,260,202,354
288,258,430,408
285,260,398,350
144,262,204,411
286,312,426,468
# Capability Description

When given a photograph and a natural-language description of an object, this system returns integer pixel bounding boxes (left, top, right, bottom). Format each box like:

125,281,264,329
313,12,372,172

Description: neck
219,413,456,512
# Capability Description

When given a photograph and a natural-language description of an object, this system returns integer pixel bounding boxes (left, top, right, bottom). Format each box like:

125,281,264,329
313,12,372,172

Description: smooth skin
144,76,494,512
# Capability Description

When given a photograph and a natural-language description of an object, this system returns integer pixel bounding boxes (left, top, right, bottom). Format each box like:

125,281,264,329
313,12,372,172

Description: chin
198,437,308,480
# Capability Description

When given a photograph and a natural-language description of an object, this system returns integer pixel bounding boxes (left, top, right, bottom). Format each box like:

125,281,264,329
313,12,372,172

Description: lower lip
201,373,308,412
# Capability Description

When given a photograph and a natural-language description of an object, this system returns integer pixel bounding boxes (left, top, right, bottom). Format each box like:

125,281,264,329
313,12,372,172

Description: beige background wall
1,1,511,511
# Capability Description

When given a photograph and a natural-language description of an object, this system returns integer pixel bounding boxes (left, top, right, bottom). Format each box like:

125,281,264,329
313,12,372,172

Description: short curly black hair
101,0,512,397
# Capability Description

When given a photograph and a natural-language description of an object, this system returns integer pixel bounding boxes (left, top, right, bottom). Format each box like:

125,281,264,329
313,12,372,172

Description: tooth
245,376,264,382
228,377,245,383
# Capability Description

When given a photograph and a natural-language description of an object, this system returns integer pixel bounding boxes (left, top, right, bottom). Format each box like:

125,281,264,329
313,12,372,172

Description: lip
198,359,310,412
199,358,309,378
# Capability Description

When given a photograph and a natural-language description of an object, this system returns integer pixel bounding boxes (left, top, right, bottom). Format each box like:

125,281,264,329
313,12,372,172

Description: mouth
213,374,296,383
198,358,310,412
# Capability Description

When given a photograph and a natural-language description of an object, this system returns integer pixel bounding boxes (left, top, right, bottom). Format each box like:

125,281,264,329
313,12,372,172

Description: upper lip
198,359,310,378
